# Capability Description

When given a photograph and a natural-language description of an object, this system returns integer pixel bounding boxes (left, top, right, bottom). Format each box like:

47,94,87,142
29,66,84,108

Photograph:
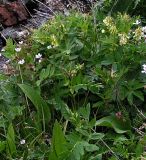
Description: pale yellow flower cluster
50,34,59,47
103,15,145,45
118,13,130,22
134,27,143,41
103,16,113,27
109,25,117,34
103,16,117,34
118,33,129,46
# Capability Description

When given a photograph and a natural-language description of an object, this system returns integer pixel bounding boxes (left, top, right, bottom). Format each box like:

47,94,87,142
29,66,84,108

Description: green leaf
96,116,131,134
84,144,99,152
7,106,24,121
133,83,144,90
67,141,86,160
36,65,55,86
49,121,68,160
101,60,112,66
69,55,79,60
89,154,102,160
133,91,144,101
89,133,105,140
71,84,88,94
18,84,51,130
127,93,133,105
6,123,16,156
134,0,141,9
4,38,16,58
135,143,144,158
78,103,90,121
0,141,6,153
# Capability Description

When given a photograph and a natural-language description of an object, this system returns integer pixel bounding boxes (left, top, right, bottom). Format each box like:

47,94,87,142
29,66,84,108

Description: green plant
0,7,146,159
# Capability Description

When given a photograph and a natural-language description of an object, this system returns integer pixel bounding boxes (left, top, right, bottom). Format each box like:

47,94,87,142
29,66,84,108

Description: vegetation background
1,0,146,159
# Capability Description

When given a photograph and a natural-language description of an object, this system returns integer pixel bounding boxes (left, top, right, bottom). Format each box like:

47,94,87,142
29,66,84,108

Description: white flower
19,41,23,44
17,31,25,37
142,26,146,33
15,48,21,52
101,29,105,33
141,70,146,73
142,64,146,73
1,48,5,52
5,59,11,64
35,53,42,59
17,30,29,37
0,53,2,57
64,10,70,16
47,45,52,49
133,20,141,25
18,59,25,65
143,64,146,69
20,139,25,145
38,58,42,63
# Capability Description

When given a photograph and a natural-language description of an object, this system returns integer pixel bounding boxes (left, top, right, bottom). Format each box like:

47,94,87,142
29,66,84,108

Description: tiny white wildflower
64,9,70,16
143,64,146,69
38,58,42,63
142,64,146,74
35,53,42,59
15,48,21,52
101,29,105,33
1,48,5,52
20,139,25,145
5,59,11,64
142,70,146,74
133,20,141,25
17,31,25,37
18,59,25,65
0,53,2,57
17,30,29,37
47,45,52,49
142,33,146,38
142,26,146,33
19,41,23,44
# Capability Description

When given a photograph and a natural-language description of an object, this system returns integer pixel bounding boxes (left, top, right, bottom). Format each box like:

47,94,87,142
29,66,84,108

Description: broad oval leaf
96,116,131,134
6,123,16,156
18,84,51,128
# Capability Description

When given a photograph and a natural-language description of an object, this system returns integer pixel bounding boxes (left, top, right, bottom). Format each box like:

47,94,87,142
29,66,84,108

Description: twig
134,105,146,119
20,0,38,25
132,127,144,136
20,24,33,33
63,120,68,134
34,9,52,16
35,13,49,18
100,138,121,160
109,0,119,15
19,0,32,17
34,0,57,16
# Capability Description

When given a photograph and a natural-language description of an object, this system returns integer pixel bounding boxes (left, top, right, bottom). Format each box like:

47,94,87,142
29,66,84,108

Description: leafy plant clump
1,7,146,159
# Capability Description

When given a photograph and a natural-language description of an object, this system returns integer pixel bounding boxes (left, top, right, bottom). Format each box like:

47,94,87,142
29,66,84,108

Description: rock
0,1,29,27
